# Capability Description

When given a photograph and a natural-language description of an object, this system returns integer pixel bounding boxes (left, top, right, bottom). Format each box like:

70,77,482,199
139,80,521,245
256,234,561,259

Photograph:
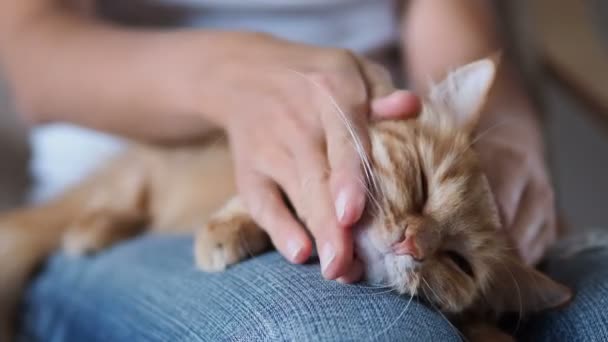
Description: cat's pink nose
392,235,424,261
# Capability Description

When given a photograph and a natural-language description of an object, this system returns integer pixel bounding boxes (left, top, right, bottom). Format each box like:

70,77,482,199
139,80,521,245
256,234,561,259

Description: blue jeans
18,235,608,341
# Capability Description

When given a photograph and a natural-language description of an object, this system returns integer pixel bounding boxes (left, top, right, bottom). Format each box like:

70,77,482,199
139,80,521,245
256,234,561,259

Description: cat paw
195,214,269,272
62,228,100,257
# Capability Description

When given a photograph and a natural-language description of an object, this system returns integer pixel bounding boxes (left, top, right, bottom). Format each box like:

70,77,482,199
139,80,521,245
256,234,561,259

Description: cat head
356,57,571,317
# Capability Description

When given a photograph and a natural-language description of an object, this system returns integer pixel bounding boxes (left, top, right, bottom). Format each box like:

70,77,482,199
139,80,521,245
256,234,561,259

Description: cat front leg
62,209,148,256
62,167,149,256
195,197,270,272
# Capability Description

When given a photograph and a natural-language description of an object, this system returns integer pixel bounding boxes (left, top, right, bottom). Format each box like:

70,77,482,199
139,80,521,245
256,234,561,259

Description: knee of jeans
521,230,608,341
542,229,608,284
238,289,462,341
519,280,608,342
22,239,463,342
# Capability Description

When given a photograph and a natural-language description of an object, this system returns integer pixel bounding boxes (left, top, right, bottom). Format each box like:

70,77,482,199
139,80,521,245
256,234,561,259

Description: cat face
355,58,571,316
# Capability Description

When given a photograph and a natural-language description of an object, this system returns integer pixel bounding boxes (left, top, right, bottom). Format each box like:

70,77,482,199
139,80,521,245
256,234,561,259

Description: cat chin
353,224,385,281
353,224,418,293
384,254,420,294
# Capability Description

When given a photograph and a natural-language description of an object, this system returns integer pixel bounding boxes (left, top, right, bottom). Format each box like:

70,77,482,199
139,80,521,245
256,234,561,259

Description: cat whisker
420,277,469,342
370,292,415,340
361,162,386,211
370,290,397,297
236,229,275,283
469,118,512,147
495,259,523,335
450,118,513,167
352,288,397,297
340,282,393,290
283,68,386,203
355,177,384,217
237,229,255,259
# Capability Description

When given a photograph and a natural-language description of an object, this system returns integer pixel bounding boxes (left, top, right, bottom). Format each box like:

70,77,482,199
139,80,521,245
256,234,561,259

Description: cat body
0,57,571,341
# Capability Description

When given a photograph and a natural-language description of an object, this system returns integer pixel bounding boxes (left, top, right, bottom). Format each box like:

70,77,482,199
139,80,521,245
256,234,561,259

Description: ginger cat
0,57,571,341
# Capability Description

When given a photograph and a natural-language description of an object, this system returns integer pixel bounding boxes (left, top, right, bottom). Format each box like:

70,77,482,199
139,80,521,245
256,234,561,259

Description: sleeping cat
0,57,571,341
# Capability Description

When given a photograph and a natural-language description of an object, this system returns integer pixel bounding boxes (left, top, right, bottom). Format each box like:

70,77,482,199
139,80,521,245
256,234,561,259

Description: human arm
402,0,555,264
0,0,421,278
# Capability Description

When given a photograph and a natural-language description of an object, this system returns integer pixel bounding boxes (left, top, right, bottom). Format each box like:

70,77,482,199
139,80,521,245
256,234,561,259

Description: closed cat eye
444,250,474,278
417,164,428,213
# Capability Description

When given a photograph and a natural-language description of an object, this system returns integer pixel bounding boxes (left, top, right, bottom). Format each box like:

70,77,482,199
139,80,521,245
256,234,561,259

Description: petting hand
213,33,420,280
476,125,557,265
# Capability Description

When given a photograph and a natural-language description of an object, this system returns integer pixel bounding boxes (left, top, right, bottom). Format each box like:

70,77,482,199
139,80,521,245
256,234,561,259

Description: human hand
213,33,420,280
476,124,557,265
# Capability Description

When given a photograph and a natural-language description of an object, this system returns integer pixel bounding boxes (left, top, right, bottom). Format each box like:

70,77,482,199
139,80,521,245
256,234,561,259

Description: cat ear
486,256,572,314
427,57,498,133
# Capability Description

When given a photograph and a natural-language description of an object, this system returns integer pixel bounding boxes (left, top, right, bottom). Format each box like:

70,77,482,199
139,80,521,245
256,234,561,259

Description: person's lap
19,232,608,341
517,231,608,341
19,236,461,341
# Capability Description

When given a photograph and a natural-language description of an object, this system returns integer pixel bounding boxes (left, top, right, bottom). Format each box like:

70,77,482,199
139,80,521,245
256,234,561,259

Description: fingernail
336,276,348,284
320,243,336,277
287,239,304,263
335,190,348,223
335,187,365,226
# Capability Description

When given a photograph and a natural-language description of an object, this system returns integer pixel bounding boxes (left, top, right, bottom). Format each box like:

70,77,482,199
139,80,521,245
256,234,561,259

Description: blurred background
0,0,606,228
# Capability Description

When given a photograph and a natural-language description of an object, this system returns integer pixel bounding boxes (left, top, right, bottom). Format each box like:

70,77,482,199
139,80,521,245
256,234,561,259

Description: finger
487,171,528,229
252,146,304,218
320,96,369,228
371,90,421,120
293,142,353,280
526,198,558,265
509,184,548,262
501,181,528,229
307,62,369,228
336,258,364,284
357,57,395,98
526,219,556,265
357,57,421,120
239,171,312,264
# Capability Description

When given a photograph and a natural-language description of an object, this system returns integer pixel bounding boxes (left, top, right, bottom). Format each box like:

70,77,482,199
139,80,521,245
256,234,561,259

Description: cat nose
391,234,424,261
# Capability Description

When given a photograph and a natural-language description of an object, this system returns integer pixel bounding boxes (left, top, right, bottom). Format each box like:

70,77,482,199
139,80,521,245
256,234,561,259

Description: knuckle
482,143,528,170
300,169,330,190
370,62,391,81
535,181,555,205
325,48,356,68
307,71,334,91
362,57,391,80
348,89,369,113
249,195,278,225
297,120,323,141
502,146,528,167
336,132,356,150
328,141,359,169
310,50,369,112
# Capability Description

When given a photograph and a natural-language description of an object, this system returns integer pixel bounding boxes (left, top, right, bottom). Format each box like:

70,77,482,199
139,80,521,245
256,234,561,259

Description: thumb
371,90,421,120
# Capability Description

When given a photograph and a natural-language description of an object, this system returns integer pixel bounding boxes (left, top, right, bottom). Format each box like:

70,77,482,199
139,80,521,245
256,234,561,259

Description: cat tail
0,186,86,340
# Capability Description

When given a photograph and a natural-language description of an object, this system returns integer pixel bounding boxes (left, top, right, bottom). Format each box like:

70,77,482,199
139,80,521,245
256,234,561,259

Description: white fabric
30,0,399,202
29,125,125,203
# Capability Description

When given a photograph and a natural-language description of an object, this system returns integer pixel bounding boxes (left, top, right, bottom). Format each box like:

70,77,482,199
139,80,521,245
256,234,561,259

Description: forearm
402,0,545,151
0,2,239,143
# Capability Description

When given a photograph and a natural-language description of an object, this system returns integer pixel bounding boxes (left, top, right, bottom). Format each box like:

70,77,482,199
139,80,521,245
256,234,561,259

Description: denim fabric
518,243,608,342
19,236,460,342
19,234,608,341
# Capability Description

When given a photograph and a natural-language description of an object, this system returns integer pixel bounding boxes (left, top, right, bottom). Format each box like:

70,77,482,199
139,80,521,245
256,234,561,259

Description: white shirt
29,0,400,202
